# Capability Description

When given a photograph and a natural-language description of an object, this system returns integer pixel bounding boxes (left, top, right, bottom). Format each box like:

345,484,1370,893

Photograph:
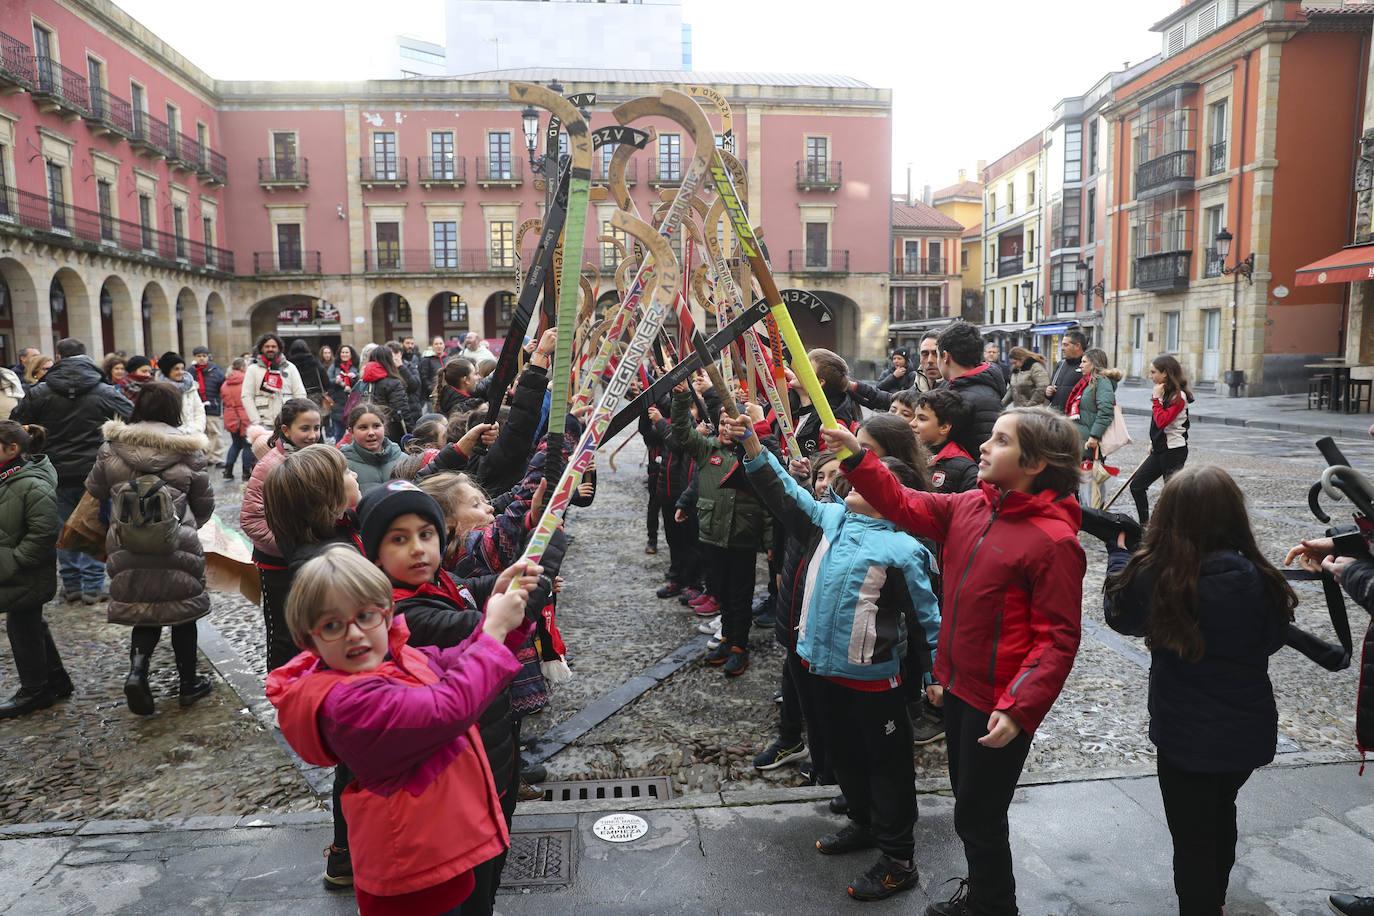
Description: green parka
0,454,59,610
670,390,765,550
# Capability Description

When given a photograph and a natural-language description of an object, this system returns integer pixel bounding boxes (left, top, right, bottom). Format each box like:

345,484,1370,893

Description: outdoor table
1304,362,1374,412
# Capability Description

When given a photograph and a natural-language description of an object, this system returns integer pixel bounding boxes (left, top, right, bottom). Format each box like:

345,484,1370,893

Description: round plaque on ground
592,813,649,843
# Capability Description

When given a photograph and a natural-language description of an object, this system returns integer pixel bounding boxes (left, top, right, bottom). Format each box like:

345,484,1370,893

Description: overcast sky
116,0,1164,192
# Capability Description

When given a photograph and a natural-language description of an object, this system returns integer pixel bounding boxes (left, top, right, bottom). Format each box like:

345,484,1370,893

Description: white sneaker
697,615,720,635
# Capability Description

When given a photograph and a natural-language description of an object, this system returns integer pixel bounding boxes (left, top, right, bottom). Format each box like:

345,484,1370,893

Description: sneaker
692,597,721,617
678,586,703,606
753,739,808,771
911,710,946,746
816,822,877,856
221,469,236,480
925,877,972,916
773,689,784,705
829,793,849,815
753,608,776,628
655,582,683,599
797,761,815,783
849,853,919,901
645,542,658,555
517,779,545,802
696,615,721,635
688,591,715,607
323,844,353,889
520,761,548,784
1330,893,1374,916
704,642,732,665
723,646,749,676
751,593,775,616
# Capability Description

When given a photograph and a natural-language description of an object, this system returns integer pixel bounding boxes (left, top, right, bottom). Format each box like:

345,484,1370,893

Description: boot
48,669,74,700
0,685,55,720
178,676,212,707
124,651,154,716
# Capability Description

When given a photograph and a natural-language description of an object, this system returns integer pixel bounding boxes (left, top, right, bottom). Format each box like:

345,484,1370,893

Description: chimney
922,184,932,205
976,159,987,180
906,165,913,206
958,168,966,183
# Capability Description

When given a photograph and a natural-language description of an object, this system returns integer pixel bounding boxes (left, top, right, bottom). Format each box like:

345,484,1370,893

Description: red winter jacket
843,448,1084,734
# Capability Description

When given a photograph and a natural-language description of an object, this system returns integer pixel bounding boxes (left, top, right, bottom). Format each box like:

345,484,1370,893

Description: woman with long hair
1065,347,1121,459
357,346,414,442
1002,346,1050,408
1104,465,1294,916
327,343,358,437
1130,354,1194,524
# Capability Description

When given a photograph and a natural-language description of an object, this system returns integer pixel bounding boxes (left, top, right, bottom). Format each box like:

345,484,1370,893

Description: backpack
113,474,180,554
342,380,373,422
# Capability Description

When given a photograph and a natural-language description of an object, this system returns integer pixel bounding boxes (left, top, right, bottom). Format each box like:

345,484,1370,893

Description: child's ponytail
0,420,45,455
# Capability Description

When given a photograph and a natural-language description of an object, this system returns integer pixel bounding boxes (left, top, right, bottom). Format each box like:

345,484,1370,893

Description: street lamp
1075,259,1105,303
1214,226,1254,397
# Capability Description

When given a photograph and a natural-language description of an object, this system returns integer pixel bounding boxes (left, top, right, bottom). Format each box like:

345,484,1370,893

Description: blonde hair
285,546,394,650
263,444,351,554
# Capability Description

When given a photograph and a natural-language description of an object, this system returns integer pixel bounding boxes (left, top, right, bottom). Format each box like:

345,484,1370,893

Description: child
788,348,859,456
1131,354,1193,524
240,397,321,671
435,357,482,418
723,411,940,902
405,415,449,454
1104,466,1291,916
888,387,921,426
652,394,704,603
340,403,405,492
357,347,416,442
913,388,979,494
220,358,254,481
266,546,536,916
822,407,1085,916
0,421,71,719
262,444,363,578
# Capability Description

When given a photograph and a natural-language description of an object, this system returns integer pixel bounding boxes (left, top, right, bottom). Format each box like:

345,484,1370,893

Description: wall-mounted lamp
337,203,345,219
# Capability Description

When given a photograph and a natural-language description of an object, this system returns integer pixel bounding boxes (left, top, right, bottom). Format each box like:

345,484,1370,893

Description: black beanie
356,479,449,563
157,351,184,378
125,355,152,376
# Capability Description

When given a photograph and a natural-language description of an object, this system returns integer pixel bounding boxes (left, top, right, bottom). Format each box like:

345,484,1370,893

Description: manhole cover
502,828,573,887
539,776,673,803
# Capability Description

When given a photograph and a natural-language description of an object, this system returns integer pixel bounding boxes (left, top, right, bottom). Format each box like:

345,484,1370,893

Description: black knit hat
356,479,448,563
157,351,184,378
125,355,152,376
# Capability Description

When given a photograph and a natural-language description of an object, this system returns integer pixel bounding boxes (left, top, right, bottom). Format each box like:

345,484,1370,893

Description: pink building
888,197,965,353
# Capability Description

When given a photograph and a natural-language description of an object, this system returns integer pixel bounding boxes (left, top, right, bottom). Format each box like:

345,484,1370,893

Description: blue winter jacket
744,450,940,683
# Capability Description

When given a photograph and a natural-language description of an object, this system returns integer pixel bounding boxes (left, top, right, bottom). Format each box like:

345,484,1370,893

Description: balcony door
273,132,298,180
1202,309,1221,381
277,223,302,271
375,222,400,269
1130,314,1145,377
903,240,921,274
373,132,397,180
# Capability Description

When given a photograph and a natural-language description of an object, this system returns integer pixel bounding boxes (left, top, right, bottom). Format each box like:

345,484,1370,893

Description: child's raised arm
822,427,956,543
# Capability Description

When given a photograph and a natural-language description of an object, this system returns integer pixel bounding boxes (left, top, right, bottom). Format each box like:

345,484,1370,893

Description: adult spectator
1002,346,1050,408
190,347,225,466
12,337,132,603
419,335,446,402
876,348,914,393
914,334,941,392
935,320,1007,445
1046,330,1087,413
120,355,154,403
388,339,427,417
157,351,206,438
0,364,22,419
460,331,496,365
101,354,126,386
240,333,306,428
10,346,38,380
24,354,53,388
984,341,1011,386
286,338,329,412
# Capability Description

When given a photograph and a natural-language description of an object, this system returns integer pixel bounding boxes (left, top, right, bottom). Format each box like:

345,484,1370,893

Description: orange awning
1295,244,1374,286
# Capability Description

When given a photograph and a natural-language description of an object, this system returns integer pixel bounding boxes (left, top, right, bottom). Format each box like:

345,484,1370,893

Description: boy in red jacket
823,406,1085,916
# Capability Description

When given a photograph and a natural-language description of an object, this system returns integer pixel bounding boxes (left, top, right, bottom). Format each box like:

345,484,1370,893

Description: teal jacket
670,390,765,550
0,455,59,609
340,438,405,492
1074,371,1120,448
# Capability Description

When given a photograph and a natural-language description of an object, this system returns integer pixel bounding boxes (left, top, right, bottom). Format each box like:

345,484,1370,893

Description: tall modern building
444,0,690,74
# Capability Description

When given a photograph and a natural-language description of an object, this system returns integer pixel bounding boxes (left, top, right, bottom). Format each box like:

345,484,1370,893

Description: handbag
1100,402,1132,457
56,491,109,562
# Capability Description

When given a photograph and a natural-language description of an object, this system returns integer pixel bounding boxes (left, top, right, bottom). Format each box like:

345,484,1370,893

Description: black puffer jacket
1104,548,1288,772
12,356,132,487
946,363,1007,446
790,385,859,458
1335,556,1374,756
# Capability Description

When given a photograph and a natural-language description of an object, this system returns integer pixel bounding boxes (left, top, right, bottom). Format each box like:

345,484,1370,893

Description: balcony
891,257,947,278
129,110,170,160
84,87,133,139
363,248,524,272
32,56,87,120
1204,246,1224,279
475,156,523,187
1208,141,1227,176
1136,149,1196,198
988,204,1015,226
252,250,321,275
258,157,308,190
168,131,203,172
359,157,408,188
997,253,1025,278
592,158,637,186
0,183,232,272
648,160,682,188
1135,250,1192,292
0,31,33,93
200,148,227,186
796,160,842,191
787,249,850,272
890,298,945,324
418,156,466,188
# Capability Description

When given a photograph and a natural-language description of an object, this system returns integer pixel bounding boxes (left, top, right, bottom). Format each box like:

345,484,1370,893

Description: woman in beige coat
1002,347,1051,408
85,382,215,715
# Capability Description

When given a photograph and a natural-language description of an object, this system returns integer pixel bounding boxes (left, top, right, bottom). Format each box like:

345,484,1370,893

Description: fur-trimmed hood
101,419,209,454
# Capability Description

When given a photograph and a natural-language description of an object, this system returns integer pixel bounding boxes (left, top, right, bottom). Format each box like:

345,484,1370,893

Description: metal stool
1307,374,1332,409
1344,377,1372,414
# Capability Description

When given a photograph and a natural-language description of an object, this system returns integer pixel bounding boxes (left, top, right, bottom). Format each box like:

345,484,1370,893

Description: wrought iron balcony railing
84,87,133,137
1135,250,1193,292
1208,141,1227,176
0,31,33,90
32,56,88,115
997,253,1025,278
258,157,308,188
891,256,947,277
417,156,466,186
1136,149,1197,197
359,157,408,186
788,249,850,272
252,250,321,274
796,160,842,189
130,110,171,158
475,156,523,186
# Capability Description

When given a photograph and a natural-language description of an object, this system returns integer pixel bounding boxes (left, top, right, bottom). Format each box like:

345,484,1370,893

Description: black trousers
1130,446,1188,524
130,622,199,682
6,602,67,691
662,500,701,588
811,675,916,861
1157,755,1252,916
780,649,832,783
945,691,1032,916
259,566,298,671
646,469,662,545
702,544,756,650
467,726,521,916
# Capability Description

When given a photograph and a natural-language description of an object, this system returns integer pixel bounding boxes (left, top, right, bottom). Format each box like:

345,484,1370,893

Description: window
399,44,445,66
558,132,569,158
165,102,179,136
1026,229,1036,264
804,222,828,268
202,216,214,264
1207,100,1228,175
805,137,828,183
277,223,302,270
1165,311,1181,352
489,220,514,268
1086,189,1097,244
497,292,514,324
989,192,996,221
1025,172,1035,207
1063,123,1082,183
98,178,117,239
138,194,153,250
173,206,186,259
443,294,467,325
1203,204,1225,277
658,133,681,182
902,240,921,273
1005,181,1015,215
373,132,397,178
600,142,617,180
0,149,10,216
1087,120,1099,175
961,248,969,270
45,161,65,231
487,131,512,180
375,222,400,269
714,133,726,150
601,220,627,268
432,221,457,268
927,239,942,273
197,122,208,151
32,24,52,62
431,131,454,178
130,82,144,134
272,131,298,179
32,24,54,93
86,56,103,93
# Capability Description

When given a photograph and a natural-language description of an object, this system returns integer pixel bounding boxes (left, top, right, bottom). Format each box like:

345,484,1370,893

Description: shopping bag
55,491,108,562
1100,403,1132,457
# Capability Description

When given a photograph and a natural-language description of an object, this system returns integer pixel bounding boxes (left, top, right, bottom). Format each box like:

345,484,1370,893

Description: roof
892,201,965,232
442,67,874,89
933,179,982,202
962,222,983,241
1303,0,1374,15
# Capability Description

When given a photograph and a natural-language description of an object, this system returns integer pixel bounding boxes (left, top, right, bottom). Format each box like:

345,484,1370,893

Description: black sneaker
816,822,877,856
829,793,849,815
645,541,658,555
925,877,972,916
1330,893,1374,916
849,853,918,901
911,709,946,746
678,586,702,606
704,642,732,665
723,646,749,676
655,582,683,599
753,608,776,628
753,739,808,771
323,844,352,889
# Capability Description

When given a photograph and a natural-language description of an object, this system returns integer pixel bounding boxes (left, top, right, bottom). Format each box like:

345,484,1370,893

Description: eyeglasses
311,607,387,642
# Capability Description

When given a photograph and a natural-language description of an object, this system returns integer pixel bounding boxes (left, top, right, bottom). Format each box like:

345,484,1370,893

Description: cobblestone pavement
0,420,1367,828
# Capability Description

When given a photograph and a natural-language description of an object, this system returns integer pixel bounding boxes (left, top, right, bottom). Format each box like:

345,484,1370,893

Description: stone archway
370,292,411,344
205,291,229,361
481,290,515,342
427,290,468,345
50,268,89,353
140,281,172,356
98,276,133,357
810,290,857,365
175,287,199,356
0,258,39,365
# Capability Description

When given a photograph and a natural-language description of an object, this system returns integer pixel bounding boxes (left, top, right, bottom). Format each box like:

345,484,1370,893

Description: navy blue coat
1104,547,1287,772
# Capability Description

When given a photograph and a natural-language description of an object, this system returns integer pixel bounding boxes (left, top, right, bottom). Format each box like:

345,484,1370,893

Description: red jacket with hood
843,448,1084,734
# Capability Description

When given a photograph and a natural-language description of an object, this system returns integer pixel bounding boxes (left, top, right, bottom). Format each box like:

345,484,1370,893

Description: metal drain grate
502,828,574,887
539,775,673,803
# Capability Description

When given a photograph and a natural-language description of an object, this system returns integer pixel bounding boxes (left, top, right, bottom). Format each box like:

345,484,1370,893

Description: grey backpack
113,474,179,554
